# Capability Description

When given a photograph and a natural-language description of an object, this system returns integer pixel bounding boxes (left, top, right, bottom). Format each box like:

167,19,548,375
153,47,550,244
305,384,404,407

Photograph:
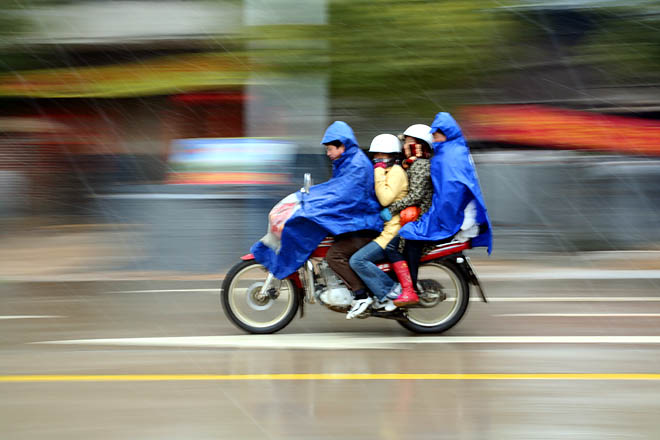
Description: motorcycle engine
315,261,353,307
319,286,353,307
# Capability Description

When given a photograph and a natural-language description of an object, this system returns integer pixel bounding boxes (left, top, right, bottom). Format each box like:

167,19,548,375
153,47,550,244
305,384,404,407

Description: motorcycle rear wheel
221,260,300,334
398,261,470,334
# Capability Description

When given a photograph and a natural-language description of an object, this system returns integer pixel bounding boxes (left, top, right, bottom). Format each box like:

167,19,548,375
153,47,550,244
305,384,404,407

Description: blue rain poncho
251,121,383,278
399,112,493,253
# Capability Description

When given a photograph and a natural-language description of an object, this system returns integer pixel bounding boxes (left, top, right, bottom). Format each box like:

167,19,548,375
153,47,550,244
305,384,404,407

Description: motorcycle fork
300,260,316,304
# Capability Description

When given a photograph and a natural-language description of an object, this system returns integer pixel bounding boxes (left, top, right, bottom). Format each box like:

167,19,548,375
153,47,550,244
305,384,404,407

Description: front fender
239,253,304,314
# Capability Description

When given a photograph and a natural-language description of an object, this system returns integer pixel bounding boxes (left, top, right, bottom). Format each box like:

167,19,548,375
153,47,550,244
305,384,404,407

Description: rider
250,121,382,280
392,112,493,306
322,123,384,303
346,133,408,318
379,124,435,307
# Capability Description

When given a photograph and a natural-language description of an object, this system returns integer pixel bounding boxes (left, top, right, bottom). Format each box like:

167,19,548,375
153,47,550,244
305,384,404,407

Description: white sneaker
386,283,402,300
346,297,373,319
372,298,397,312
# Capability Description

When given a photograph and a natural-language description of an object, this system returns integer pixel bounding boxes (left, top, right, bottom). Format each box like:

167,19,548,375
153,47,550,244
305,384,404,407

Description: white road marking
104,288,660,304
479,270,660,280
0,315,64,320
478,297,660,302
495,313,660,317
105,288,660,303
105,289,220,294
99,270,660,294
32,334,660,350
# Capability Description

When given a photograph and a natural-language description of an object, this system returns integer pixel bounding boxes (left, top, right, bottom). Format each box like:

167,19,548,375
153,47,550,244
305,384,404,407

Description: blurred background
1,0,659,277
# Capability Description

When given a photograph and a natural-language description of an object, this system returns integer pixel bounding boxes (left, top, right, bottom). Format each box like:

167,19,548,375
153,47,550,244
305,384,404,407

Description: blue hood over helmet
251,121,383,278
321,120,359,151
399,112,493,253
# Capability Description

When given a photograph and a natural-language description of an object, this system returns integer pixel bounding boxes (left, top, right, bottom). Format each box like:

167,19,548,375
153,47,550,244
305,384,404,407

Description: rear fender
464,256,487,303
429,253,487,303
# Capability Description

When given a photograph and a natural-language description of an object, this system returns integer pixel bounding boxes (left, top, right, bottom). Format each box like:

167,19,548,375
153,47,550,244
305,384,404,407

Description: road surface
2,275,660,439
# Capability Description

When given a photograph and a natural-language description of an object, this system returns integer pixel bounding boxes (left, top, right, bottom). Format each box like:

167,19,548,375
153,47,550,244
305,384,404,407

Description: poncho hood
321,120,359,151
430,112,464,146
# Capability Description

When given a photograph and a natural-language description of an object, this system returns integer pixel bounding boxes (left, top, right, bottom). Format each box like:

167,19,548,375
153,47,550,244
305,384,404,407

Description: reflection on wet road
2,278,660,439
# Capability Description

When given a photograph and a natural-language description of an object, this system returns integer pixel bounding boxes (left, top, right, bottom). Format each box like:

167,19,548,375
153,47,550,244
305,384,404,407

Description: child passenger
346,134,408,319
380,124,435,307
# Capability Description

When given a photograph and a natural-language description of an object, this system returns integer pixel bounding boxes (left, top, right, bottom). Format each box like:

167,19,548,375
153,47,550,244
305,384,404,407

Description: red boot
391,261,418,306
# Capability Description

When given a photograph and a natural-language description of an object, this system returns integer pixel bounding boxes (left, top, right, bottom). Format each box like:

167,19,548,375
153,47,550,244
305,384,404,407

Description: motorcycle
221,174,487,334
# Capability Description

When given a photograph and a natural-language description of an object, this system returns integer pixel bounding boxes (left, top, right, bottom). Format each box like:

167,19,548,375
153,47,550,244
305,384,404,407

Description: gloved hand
453,225,480,243
373,162,387,169
380,208,392,222
453,230,468,243
399,206,420,226
402,156,417,169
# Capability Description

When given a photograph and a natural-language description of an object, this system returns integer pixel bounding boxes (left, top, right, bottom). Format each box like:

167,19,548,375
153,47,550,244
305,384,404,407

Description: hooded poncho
399,112,493,253
251,121,383,278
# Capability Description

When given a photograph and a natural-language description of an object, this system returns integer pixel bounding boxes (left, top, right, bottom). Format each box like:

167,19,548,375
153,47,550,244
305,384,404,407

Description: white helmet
403,124,433,146
368,134,402,154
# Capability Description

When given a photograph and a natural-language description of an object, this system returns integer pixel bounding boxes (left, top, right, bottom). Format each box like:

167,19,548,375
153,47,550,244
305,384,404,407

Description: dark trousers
327,232,377,292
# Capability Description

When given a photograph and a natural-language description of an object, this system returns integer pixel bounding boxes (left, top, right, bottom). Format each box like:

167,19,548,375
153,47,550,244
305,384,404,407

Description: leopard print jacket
387,158,432,217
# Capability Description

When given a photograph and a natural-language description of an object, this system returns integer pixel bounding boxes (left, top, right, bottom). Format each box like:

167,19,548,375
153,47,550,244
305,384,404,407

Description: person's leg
384,236,404,263
402,239,426,287
349,241,393,301
382,236,403,299
326,236,374,294
392,239,425,306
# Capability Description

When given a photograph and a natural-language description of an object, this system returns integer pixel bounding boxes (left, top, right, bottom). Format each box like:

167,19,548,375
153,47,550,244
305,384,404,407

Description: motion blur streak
3,374,660,383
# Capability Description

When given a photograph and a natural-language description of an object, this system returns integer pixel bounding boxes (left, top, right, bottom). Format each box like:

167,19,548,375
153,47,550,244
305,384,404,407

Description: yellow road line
2,373,660,383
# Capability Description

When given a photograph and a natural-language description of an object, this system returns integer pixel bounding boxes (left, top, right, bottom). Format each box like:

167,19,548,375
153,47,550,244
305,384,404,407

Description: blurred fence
84,149,659,273
2,146,659,273
477,151,660,253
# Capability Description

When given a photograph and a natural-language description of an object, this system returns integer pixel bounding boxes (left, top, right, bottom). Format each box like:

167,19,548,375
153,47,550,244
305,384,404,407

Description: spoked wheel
221,260,300,334
398,261,470,334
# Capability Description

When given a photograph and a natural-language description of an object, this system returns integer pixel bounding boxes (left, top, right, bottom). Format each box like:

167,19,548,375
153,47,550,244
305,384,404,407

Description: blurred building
0,0,330,271
480,0,660,114
459,1,660,252
1,0,659,262
0,0,329,220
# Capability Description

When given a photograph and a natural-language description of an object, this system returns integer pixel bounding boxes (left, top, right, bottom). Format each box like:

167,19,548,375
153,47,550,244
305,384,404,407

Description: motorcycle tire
398,260,470,334
221,260,301,334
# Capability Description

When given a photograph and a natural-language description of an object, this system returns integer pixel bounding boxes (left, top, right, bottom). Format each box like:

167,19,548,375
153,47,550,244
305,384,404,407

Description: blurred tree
0,0,75,73
327,0,517,116
577,5,660,84
247,0,519,117
484,0,660,87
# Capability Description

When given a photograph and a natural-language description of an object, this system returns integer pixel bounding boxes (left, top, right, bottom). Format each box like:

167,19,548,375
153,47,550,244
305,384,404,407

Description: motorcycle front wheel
221,260,300,334
398,260,470,334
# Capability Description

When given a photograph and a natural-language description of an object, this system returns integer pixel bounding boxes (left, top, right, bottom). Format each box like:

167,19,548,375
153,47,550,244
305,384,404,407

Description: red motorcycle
221,175,487,334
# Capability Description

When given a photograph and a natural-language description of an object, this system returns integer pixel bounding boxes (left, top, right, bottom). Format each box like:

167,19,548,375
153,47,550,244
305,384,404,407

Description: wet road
2,276,660,439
